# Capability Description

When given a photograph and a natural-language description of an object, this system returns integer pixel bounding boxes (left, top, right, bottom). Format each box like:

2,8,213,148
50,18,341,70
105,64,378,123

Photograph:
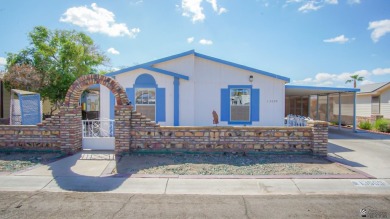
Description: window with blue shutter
220,86,260,125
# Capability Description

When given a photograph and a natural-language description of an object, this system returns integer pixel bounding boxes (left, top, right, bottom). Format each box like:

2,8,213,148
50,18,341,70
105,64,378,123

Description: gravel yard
0,152,65,173
115,153,356,176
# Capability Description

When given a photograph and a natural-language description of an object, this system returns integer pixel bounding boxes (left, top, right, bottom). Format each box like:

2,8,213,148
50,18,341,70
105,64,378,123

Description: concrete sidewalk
0,175,389,195
0,151,390,195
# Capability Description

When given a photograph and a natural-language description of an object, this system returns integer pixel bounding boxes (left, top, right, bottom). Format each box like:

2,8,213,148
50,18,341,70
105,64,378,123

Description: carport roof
285,85,360,96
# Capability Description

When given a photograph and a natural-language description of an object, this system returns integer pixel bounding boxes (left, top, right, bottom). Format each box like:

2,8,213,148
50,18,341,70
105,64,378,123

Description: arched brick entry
64,74,129,107
57,74,132,154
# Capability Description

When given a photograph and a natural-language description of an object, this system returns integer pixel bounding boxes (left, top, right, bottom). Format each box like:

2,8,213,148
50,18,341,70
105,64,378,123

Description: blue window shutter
156,88,166,122
220,88,230,121
251,89,260,121
126,88,135,106
110,92,115,120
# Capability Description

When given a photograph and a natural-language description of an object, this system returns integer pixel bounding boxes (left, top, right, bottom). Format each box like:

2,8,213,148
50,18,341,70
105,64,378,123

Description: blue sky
0,0,389,87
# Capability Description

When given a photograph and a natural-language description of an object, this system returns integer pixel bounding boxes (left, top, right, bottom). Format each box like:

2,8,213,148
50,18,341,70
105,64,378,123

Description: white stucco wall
356,95,371,117
380,89,390,119
100,85,111,120
188,57,285,126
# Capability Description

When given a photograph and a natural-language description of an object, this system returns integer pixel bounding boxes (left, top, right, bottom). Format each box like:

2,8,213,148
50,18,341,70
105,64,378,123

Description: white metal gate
82,120,115,150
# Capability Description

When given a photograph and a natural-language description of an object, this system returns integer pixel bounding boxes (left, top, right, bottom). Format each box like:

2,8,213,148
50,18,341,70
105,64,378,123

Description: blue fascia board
194,52,290,83
285,85,360,92
143,66,189,80
105,50,195,77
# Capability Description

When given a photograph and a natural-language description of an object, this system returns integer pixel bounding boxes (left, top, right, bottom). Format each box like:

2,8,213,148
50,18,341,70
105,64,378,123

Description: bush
358,120,372,130
374,118,390,133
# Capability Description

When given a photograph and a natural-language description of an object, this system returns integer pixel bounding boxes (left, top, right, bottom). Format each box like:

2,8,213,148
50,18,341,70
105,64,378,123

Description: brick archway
64,74,129,107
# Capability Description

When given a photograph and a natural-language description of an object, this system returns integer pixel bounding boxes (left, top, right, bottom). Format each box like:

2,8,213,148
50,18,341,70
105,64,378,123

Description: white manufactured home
100,50,289,126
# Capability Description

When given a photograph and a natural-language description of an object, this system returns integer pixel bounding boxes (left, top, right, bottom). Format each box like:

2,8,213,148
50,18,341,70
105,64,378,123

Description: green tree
4,26,108,114
345,74,364,88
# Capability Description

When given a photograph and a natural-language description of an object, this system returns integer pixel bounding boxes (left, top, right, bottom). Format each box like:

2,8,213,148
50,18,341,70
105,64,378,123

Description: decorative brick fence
0,74,328,156
0,74,131,154
116,111,328,156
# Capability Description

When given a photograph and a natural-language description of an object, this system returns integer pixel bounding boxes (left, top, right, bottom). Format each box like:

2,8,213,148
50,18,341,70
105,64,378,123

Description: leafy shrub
374,118,390,133
358,120,372,130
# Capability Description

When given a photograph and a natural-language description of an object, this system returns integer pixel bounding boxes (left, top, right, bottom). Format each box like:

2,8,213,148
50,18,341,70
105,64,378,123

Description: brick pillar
59,106,82,154
114,105,133,154
308,120,328,156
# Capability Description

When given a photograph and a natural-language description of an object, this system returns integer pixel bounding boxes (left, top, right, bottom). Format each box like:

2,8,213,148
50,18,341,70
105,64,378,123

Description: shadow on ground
42,151,127,192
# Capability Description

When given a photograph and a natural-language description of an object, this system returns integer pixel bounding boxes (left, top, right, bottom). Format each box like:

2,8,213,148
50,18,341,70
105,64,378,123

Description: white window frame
230,88,251,122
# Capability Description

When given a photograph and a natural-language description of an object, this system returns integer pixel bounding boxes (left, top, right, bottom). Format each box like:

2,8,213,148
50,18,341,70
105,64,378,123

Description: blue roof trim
105,49,289,82
194,52,290,83
286,85,360,92
105,50,194,77
143,66,189,80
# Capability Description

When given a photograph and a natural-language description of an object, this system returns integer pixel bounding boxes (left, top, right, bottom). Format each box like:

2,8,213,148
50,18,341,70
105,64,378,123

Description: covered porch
285,85,360,132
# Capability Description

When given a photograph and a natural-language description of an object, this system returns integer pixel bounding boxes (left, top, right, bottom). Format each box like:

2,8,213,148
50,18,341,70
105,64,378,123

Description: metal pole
338,92,341,130
326,94,329,122
308,95,311,118
353,92,357,133
316,95,319,120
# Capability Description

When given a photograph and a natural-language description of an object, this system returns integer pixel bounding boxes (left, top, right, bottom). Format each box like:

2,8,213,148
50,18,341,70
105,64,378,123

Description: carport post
326,94,329,122
308,95,311,118
338,92,341,130
316,95,319,120
353,91,357,133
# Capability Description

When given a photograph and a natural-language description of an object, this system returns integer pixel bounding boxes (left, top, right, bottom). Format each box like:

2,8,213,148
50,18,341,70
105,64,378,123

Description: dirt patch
0,152,66,173
114,154,356,176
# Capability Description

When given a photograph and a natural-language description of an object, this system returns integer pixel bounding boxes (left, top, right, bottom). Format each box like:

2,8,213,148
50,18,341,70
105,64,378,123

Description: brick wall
0,106,84,153
0,74,130,154
114,111,329,156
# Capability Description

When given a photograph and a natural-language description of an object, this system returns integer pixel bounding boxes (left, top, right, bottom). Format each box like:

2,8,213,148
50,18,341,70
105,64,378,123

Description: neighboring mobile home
356,82,390,121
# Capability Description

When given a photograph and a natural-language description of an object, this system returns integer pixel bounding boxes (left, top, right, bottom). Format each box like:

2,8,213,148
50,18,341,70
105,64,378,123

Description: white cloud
0,57,6,66
368,19,390,43
218,7,227,15
199,39,213,45
298,1,322,12
361,80,375,85
287,0,338,12
181,0,226,23
187,37,195,43
181,0,205,22
107,48,120,55
292,69,373,87
323,34,350,44
348,0,360,4
60,3,140,38
325,0,338,4
372,68,390,75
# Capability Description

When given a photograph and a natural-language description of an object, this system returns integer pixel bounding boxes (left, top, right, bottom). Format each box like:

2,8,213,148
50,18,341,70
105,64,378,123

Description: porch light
249,75,253,83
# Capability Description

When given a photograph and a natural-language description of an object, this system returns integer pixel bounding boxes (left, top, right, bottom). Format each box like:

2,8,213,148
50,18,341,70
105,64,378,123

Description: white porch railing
285,115,312,127
82,119,115,138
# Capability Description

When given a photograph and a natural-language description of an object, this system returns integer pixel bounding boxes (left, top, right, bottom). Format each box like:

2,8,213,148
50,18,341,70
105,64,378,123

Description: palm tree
345,74,364,88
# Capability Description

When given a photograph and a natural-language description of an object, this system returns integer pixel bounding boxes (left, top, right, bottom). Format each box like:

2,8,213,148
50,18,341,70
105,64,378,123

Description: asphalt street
0,191,389,219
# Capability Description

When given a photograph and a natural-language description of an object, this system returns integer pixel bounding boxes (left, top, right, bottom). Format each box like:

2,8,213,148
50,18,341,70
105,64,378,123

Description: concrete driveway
328,126,390,179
